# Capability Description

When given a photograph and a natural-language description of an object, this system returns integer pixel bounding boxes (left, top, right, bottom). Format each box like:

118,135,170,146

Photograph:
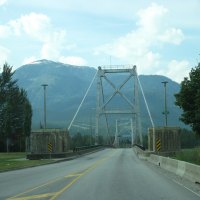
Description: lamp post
161,81,169,126
41,84,48,129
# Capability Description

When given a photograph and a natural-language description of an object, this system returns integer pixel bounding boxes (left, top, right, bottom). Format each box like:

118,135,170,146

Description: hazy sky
0,0,200,82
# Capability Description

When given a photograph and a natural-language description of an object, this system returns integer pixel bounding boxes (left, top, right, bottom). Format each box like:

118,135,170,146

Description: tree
0,63,32,151
0,64,17,151
175,63,200,135
180,129,200,148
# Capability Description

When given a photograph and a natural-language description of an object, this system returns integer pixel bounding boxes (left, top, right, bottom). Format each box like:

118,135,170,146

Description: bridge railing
100,65,135,69
73,145,102,152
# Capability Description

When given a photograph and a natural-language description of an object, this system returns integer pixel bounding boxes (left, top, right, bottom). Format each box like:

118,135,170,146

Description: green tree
180,129,200,148
0,63,32,151
175,63,200,135
0,64,17,151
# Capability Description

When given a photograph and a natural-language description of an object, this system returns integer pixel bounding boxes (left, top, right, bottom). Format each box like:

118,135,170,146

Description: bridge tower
95,65,143,146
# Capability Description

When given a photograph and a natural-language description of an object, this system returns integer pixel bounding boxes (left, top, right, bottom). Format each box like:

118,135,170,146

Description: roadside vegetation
0,63,32,152
180,129,200,148
172,129,200,165
173,147,200,165
0,152,55,172
175,62,200,136
172,63,200,165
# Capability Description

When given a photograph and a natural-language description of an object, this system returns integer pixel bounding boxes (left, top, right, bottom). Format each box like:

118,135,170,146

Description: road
0,149,200,200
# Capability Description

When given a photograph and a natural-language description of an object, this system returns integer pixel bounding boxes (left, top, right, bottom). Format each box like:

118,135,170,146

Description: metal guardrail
73,145,102,152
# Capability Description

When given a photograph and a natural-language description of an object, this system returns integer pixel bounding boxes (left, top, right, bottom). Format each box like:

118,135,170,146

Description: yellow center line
65,173,84,178
8,192,57,200
6,177,63,200
50,149,115,200
8,149,116,200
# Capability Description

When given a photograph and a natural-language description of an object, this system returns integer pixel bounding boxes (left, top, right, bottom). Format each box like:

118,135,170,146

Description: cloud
22,56,37,65
0,12,75,64
0,24,11,37
159,28,184,45
136,3,168,34
8,13,53,41
0,0,7,6
95,3,185,75
157,60,190,83
0,46,9,68
41,30,67,59
59,56,87,66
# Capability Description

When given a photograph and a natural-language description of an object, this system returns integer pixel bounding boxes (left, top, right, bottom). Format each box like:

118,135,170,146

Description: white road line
173,179,200,198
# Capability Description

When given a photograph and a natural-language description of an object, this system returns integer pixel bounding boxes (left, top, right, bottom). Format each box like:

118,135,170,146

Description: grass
173,147,200,165
0,152,55,172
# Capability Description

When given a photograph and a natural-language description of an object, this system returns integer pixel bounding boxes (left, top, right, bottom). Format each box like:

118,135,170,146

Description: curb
53,147,105,163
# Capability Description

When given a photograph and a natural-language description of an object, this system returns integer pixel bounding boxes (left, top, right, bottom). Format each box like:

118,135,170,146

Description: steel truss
95,65,143,146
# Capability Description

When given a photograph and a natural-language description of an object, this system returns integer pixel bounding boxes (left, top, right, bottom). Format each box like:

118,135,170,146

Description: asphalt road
0,149,200,200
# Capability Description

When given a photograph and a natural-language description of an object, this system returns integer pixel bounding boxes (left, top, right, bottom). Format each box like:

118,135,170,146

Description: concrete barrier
133,146,151,159
134,147,200,183
161,157,179,174
184,162,200,183
148,154,200,184
148,154,162,165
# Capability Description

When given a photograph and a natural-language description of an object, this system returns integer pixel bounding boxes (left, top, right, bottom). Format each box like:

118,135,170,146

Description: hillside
13,60,185,133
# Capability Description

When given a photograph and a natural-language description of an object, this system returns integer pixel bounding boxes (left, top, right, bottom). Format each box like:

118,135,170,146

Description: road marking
7,177,63,200
50,150,115,200
7,149,115,200
65,173,84,178
173,179,200,198
8,192,57,200
50,174,83,200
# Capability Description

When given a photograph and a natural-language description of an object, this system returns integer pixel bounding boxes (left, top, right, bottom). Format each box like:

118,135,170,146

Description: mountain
13,59,185,134
14,60,96,128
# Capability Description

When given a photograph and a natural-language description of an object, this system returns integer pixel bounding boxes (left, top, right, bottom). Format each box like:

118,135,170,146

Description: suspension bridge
68,65,154,148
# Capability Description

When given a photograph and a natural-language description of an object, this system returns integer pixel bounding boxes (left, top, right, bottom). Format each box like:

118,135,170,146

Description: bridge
67,65,179,152
1,65,199,200
28,65,181,157
68,65,150,147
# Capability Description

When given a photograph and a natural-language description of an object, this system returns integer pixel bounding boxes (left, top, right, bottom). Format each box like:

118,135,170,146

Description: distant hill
13,59,185,134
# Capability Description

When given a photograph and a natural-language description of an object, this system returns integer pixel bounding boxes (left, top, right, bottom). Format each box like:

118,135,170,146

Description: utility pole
161,81,169,126
41,84,48,129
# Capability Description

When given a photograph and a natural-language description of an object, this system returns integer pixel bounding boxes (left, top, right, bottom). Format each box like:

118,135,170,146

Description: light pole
90,108,95,145
41,84,48,129
161,81,169,126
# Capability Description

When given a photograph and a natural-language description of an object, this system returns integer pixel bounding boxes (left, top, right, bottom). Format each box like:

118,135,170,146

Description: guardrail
27,145,104,160
134,146,200,184
73,145,102,152
148,154,200,184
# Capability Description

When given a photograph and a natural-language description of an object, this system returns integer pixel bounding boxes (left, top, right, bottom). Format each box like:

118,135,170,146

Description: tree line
0,63,32,152
175,62,200,136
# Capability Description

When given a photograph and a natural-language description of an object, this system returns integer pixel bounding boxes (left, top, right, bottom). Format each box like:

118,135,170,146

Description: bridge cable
136,74,155,129
68,70,98,131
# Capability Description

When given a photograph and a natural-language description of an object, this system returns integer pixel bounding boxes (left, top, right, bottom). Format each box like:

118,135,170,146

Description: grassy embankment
173,147,200,165
0,153,55,172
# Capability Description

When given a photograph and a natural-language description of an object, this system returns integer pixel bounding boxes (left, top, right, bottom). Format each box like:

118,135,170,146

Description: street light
161,81,169,126
41,84,48,129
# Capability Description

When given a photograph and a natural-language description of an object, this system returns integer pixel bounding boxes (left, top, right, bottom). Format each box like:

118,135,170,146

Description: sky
0,0,200,83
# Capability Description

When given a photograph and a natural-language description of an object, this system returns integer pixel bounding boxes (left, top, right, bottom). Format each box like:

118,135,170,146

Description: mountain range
13,59,186,134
